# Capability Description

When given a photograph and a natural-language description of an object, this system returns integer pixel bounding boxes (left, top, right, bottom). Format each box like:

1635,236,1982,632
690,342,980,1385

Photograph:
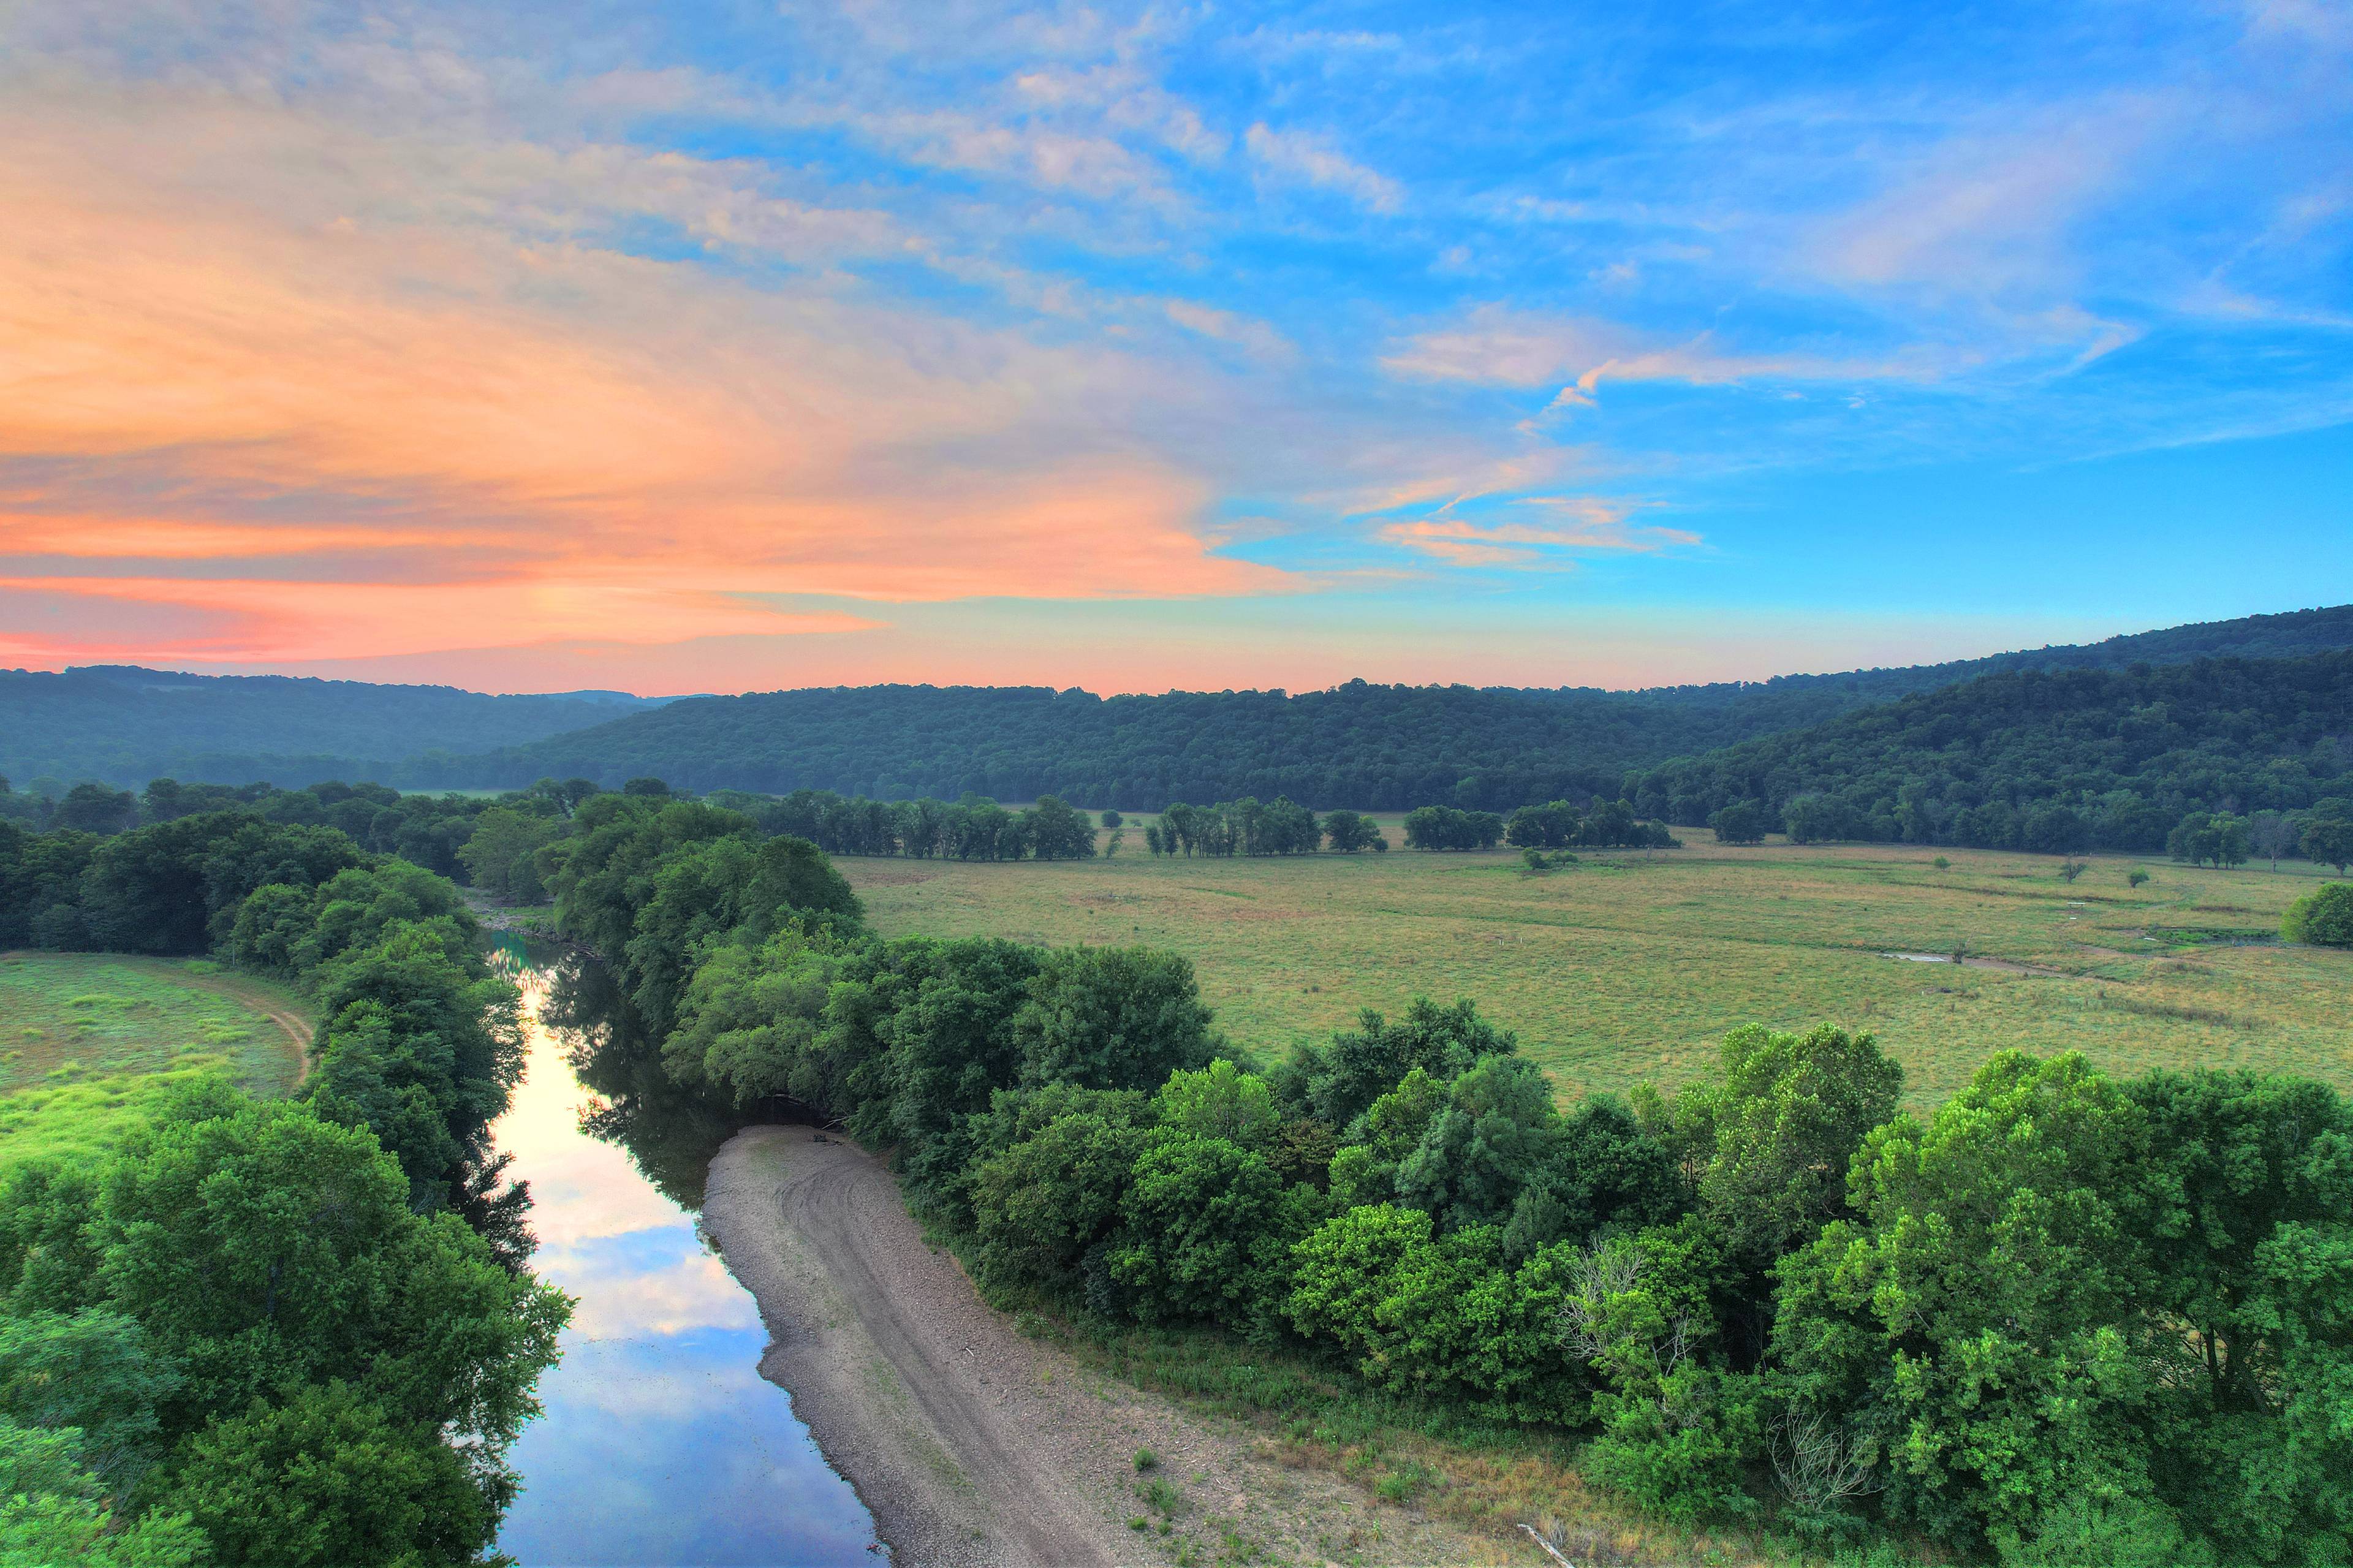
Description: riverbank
703,1125,1520,1567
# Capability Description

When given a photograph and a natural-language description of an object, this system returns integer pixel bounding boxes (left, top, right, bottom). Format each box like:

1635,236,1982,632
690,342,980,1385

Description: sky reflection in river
494,961,880,1567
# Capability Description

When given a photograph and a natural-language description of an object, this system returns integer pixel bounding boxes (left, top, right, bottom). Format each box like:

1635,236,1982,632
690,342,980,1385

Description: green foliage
1678,1023,1904,1276
1637,655,2353,852
1708,801,1768,844
1112,1133,1299,1334
968,1092,1146,1299
2302,811,2353,873
405,608,2353,805
1153,1059,1279,1148
0,1419,207,1568
2281,881,2353,946
455,806,559,903
1010,946,1218,1093
1279,997,1517,1132
2169,811,2251,869
157,1382,493,1568
1320,809,1384,853
1401,805,1505,850
1771,1052,2161,1553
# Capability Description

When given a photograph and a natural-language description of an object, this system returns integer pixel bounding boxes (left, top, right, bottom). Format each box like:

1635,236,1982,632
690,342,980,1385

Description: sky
2,0,2349,696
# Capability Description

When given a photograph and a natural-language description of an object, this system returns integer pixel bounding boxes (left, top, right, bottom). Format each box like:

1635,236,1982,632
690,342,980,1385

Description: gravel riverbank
702,1125,1518,1568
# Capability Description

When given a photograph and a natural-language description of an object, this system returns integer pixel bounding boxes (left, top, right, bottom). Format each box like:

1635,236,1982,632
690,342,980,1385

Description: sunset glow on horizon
4,1,2349,696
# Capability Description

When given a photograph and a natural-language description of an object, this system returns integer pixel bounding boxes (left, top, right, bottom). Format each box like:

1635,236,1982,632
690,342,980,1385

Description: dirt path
704,1126,1518,1568
185,969,315,1083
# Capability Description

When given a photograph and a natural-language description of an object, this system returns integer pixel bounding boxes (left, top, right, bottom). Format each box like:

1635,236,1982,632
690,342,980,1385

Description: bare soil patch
703,1126,1521,1567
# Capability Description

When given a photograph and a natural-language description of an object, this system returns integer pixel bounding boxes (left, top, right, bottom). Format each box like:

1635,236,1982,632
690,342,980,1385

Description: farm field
841,829,2353,1108
0,950,313,1165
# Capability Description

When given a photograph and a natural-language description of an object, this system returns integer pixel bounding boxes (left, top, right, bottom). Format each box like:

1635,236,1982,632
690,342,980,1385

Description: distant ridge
0,665,675,787
7,605,2347,803
421,605,2353,810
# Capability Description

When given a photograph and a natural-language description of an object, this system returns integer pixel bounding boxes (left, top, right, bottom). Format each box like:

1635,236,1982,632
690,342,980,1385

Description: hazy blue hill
0,665,672,787
423,605,2353,810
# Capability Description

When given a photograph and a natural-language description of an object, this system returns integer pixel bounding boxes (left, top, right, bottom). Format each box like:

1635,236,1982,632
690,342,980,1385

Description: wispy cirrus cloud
1377,496,1700,568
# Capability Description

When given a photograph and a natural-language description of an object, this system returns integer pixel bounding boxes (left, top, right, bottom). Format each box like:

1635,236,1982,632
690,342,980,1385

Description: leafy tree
1395,1055,1561,1232
1099,809,1122,828
1112,1133,1298,1333
2128,1070,2353,1563
1010,946,1218,1093
1771,1052,2160,1555
2302,812,2353,874
1153,1059,1279,1148
1560,1222,1756,1523
0,1420,206,1568
968,1094,1146,1300
2281,882,2353,947
0,1309,179,1492
1709,801,1768,845
1321,809,1384,853
1280,997,1517,1131
54,783,139,835
158,1382,494,1568
455,806,559,903
2168,811,2251,869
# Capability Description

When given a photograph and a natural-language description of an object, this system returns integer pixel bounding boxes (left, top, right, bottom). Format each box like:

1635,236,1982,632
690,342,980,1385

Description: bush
2282,882,2353,947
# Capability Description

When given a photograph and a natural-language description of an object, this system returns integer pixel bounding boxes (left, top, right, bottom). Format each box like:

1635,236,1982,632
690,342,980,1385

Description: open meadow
842,825,2353,1108
0,950,312,1165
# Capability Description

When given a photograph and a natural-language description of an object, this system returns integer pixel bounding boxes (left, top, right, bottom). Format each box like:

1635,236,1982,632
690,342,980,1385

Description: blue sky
1,0,2347,692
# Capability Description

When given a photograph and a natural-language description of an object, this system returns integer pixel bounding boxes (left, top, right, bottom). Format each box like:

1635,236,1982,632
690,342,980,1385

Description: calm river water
487,939,882,1566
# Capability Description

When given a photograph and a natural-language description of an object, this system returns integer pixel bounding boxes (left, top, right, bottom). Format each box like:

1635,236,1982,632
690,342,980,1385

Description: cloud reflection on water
493,969,878,1567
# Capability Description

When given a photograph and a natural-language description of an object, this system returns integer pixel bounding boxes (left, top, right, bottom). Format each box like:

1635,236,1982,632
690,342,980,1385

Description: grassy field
0,951,312,1165
841,826,2353,1108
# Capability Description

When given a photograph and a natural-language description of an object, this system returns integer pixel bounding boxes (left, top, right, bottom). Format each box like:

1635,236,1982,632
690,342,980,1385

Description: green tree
1771,1052,2159,1554
28,1092,569,1462
1010,946,1217,1093
2282,882,2353,946
1395,1055,1561,1232
1112,1133,1298,1333
2300,814,2353,875
455,806,559,903
968,1095,1146,1299
1282,997,1517,1131
0,1420,206,1568
1153,1059,1279,1148
1709,801,1768,845
161,1382,494,1568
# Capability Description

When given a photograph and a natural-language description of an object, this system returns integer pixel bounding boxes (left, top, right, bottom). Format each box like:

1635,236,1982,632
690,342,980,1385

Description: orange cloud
0,80,1288,670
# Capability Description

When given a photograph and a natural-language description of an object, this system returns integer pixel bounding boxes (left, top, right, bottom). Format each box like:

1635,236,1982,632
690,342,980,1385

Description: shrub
2282,882,2353,947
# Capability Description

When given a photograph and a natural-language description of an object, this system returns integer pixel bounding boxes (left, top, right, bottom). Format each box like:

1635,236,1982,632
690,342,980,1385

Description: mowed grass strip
0,951,312,1165
843,833,2353,1107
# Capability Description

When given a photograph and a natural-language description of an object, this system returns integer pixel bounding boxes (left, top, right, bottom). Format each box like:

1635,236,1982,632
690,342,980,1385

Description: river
485,939,883,1566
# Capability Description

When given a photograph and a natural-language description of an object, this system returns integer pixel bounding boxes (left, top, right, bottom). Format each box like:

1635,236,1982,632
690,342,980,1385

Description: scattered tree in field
2128,868,2151,888
2302,812,2353,874
1709,801,1767,845
1322,810,1384,853
1100,809,1123,828
2248,809,2301,869
2283,882,2353,947
1403,805,1506,850
2169,811,2251,868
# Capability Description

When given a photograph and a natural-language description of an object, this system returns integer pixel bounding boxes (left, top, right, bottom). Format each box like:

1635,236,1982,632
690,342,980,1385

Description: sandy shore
702,1125,1518,1568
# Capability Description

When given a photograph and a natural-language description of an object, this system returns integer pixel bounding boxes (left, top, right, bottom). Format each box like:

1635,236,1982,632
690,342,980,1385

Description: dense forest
423,606,2353,805
508,796,2353,1565
13,606,2349,803
0,665,667,789
1627,651,2353,852
0,801,568,1564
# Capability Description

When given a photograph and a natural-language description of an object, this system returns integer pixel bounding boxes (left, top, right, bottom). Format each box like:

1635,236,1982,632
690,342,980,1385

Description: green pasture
0,952,311,1165
843,831,2353,1108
